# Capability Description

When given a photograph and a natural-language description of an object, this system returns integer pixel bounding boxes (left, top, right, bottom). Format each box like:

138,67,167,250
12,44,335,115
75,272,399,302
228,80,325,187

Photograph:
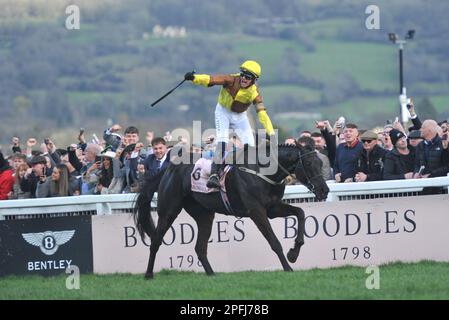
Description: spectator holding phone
19,155,51,198
438,120,448,141
146,130,154,155
43,138,62,166
80,143,102,194
25,138,37,159
94,152,125,194
406,98,422,132
413,120,449,180
11,137,21,154
36,164,76,198
59,150,81,196
315,120,336,167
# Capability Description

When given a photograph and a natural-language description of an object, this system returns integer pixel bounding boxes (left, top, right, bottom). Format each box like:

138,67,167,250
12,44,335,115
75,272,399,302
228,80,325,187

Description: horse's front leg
189,211,216,276
267,202,305,263
249,207,293,272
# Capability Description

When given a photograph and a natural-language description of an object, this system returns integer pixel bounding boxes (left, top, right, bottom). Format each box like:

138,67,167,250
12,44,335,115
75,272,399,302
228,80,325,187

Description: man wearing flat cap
408,130,423,148
354,130,387,182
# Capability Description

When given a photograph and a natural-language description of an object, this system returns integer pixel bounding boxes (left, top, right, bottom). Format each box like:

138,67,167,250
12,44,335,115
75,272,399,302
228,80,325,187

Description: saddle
191,158,231,193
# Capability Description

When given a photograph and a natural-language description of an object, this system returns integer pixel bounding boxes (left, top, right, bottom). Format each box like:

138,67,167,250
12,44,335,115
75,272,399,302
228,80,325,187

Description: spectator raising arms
103,125,146,193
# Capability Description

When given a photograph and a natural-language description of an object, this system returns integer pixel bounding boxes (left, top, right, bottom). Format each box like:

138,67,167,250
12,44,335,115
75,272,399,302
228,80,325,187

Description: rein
238,167,285,185
238,148,319,186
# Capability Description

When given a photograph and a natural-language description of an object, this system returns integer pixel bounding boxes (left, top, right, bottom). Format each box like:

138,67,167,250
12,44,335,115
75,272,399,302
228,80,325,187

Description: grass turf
1,261,448,300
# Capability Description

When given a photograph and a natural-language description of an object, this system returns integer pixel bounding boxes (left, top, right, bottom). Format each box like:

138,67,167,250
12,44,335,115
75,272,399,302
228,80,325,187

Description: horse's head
295,143,329,201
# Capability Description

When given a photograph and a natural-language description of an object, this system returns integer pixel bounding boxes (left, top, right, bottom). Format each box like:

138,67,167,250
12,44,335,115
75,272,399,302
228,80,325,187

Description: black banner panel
0,216,93,276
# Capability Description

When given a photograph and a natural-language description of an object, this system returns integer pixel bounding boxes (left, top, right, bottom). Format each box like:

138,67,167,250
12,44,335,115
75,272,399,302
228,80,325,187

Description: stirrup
207,174,220,188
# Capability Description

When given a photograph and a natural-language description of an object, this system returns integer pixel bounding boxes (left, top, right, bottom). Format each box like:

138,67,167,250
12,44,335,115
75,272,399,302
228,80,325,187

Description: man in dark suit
143,137,170,178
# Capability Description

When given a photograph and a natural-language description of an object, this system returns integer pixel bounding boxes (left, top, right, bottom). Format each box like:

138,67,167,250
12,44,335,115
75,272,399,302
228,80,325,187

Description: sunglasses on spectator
240,72,255,81
362,139,375,144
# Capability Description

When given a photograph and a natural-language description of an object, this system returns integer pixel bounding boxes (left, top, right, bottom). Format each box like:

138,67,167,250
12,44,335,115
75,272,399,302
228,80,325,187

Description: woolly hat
389,129,406,146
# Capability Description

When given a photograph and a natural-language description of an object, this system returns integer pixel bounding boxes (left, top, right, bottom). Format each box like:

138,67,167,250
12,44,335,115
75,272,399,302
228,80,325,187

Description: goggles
240,71,256,81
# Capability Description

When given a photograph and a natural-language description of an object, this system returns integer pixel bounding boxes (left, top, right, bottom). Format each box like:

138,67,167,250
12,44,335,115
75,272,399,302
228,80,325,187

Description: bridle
293,150,323,193
238,148,322,191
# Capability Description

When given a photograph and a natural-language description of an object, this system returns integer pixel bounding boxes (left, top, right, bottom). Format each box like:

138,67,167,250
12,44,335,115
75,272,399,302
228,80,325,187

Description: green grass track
1,261,448,300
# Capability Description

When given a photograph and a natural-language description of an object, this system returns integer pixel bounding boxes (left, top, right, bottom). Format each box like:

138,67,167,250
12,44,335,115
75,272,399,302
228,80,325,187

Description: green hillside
1,0,448,145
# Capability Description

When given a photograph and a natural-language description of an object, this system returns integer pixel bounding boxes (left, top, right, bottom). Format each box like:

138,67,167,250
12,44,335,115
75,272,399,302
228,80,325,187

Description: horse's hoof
287,249,299,263
144,272,154,280
284,266,293,272
206,271,215,276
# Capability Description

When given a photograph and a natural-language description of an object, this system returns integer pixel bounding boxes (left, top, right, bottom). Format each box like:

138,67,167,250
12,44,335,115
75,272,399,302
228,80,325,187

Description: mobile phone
92,134,100,144
394,117,399,123
406,97,414,110
79,128,85,135
95,155,102,163
44,138,50,144
418,165,425,175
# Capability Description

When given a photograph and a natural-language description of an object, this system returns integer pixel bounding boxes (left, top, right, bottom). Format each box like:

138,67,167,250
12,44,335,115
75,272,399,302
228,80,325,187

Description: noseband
294,150,323,193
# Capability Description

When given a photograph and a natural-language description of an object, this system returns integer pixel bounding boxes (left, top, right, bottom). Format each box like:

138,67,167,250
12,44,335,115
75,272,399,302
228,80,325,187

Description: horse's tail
133,168,165,241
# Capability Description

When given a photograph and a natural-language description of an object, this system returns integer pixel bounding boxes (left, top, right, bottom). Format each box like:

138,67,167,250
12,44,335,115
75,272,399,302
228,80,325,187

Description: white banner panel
92,194,449,274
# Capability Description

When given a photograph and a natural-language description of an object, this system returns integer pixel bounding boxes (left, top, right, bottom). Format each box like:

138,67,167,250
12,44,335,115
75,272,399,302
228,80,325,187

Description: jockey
184,60,275,188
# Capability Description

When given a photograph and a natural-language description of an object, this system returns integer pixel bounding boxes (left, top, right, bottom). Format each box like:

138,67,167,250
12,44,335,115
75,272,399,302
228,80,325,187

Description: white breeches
214,103,255,147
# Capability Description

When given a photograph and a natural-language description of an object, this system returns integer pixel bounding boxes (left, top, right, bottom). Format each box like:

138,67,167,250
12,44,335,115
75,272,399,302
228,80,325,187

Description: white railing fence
1,176,448,220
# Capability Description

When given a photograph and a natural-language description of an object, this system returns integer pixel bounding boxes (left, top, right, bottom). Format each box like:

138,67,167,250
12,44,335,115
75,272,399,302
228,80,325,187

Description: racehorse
133,141,329,279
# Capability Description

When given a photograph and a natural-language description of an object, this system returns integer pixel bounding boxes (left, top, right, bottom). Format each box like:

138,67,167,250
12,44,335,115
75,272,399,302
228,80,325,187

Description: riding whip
150,70,195,107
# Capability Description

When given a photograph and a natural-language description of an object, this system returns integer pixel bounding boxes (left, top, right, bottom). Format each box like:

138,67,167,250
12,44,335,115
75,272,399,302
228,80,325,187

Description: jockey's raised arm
185,60,275,188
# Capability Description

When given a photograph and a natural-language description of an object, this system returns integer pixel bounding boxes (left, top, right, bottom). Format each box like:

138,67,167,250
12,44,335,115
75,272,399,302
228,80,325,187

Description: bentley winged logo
22,230,75,255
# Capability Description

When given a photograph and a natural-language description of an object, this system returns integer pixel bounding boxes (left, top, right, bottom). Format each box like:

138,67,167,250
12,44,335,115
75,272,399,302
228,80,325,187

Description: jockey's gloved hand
184,71,195,81
266,132,276,143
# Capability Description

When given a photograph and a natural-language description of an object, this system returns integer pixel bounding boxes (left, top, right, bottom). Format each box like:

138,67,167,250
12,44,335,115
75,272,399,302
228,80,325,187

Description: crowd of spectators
283,99,449,194
0,123,219,200
1,98,448,200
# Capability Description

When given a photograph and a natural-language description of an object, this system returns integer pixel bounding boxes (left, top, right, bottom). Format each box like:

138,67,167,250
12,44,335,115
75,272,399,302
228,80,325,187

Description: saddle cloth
191,158,230,193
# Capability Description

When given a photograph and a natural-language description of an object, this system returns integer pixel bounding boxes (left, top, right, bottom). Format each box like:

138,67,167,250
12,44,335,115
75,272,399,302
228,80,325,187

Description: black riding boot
207,141,226,189
207,162,221,188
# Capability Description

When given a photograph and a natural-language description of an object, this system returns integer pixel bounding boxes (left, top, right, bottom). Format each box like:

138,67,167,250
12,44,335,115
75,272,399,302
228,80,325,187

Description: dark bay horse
134,142,329,278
